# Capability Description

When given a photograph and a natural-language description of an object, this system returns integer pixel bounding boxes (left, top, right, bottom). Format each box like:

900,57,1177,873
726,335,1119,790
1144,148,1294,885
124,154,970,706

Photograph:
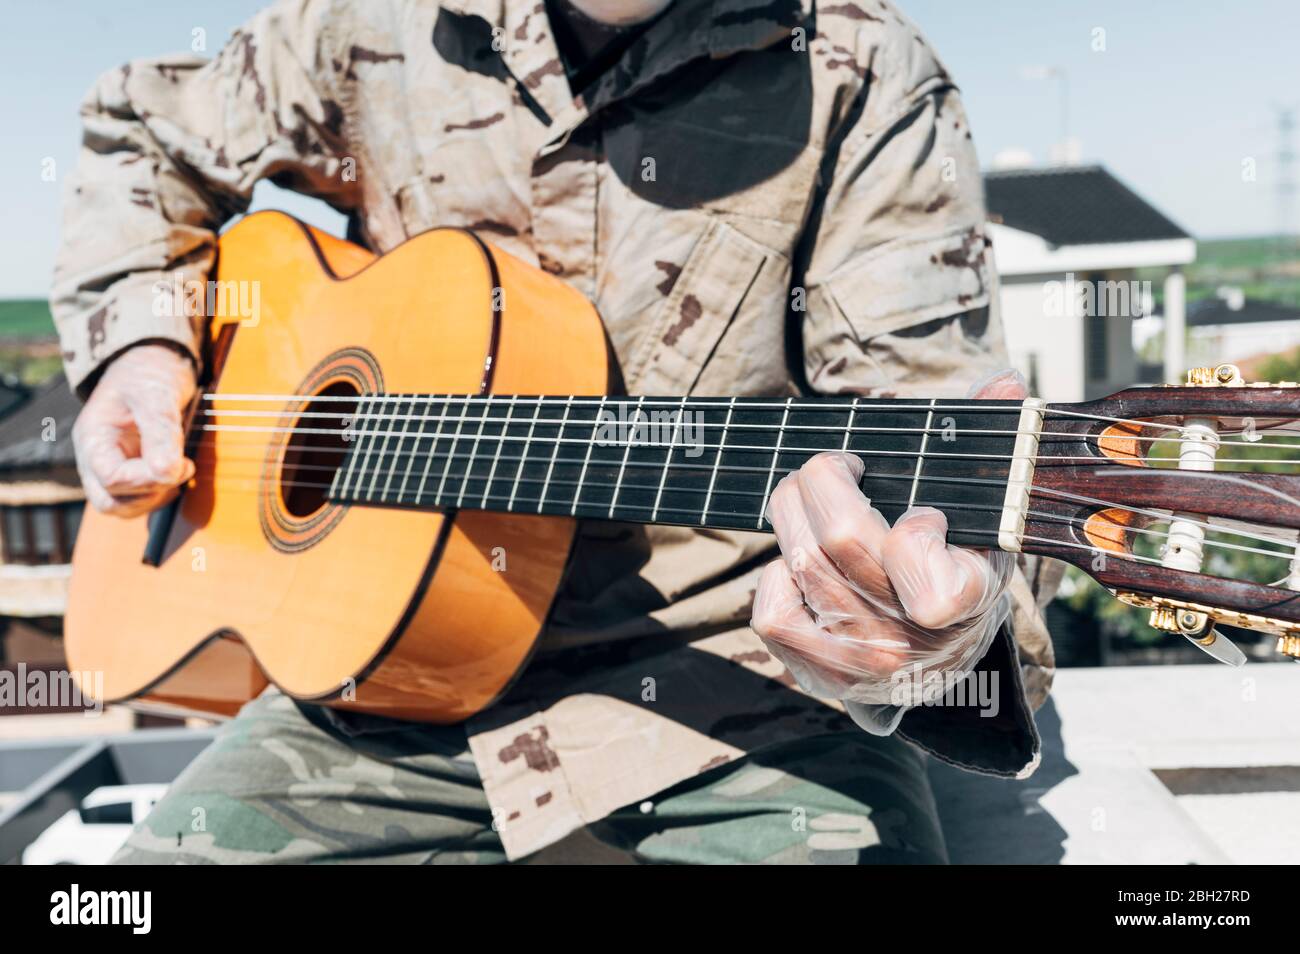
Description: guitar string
192,448,1300,558
191,425,1300,468
190,460,1300,567
191,472,1300,595
196,407,1300,455
201,393,1300,443
187,428,1300,538
189,406,1300,507
169,393,1300,557
189,460,1300,557
188,434,1300,481
136,390,1299,599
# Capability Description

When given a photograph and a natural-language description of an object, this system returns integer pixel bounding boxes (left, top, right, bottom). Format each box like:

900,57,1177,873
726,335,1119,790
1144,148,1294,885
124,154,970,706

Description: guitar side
65,212,610,722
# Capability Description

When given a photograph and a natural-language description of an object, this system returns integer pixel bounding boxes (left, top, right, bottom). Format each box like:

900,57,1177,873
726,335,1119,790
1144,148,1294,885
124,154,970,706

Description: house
985,165,1196,402
1182,293,1300,370
0,372,84,667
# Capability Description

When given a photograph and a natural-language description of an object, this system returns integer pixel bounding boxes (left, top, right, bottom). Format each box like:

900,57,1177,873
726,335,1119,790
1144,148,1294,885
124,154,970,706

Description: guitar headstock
1020,364,1300,665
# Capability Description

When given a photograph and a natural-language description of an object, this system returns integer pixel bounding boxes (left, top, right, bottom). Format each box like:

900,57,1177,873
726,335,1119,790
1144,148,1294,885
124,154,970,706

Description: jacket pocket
625,218,768,394
823,226,993,342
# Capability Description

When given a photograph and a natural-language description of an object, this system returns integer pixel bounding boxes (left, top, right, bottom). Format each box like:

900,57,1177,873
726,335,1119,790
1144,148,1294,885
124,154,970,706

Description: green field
1141,233,1300,307
0,299,56,340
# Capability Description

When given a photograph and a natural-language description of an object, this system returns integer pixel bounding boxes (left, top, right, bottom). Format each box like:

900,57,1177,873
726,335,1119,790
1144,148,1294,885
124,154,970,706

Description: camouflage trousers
112,690,948,864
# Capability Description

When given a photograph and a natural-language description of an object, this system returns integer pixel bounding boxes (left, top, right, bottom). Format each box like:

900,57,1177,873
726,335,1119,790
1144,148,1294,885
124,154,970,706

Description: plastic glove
751,370,1027,732
72,343,197,517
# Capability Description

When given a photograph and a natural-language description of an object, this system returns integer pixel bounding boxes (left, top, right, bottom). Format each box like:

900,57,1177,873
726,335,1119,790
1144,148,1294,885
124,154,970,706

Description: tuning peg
1148,605,1248,667
1184,627,1247,667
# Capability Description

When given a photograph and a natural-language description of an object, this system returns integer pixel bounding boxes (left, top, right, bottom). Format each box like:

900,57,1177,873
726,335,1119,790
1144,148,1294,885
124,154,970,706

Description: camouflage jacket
52,0,1061,859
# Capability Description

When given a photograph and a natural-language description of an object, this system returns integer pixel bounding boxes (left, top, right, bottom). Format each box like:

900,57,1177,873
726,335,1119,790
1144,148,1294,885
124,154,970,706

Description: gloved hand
751,370,1027,733
72,343,197,517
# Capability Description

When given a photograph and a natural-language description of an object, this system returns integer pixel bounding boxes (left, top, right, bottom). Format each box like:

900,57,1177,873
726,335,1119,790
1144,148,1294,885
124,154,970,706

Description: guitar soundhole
281,381,359,518
260,346,382,553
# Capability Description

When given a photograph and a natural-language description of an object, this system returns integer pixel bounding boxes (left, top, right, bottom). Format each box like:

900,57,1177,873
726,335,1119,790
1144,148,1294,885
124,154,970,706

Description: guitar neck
326,394,1028,546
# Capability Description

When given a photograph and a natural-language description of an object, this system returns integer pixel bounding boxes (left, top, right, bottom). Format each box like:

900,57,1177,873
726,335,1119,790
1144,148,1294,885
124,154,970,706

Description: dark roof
984,165,1192,247
1186,296,1300,327
0,371,79,472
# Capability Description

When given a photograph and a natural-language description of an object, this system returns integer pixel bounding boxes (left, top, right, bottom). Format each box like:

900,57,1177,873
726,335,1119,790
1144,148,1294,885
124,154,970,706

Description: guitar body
66,211,609,722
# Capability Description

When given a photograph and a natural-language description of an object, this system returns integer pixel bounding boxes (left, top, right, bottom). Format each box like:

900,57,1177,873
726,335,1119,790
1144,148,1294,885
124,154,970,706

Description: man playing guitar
53,0,1057,863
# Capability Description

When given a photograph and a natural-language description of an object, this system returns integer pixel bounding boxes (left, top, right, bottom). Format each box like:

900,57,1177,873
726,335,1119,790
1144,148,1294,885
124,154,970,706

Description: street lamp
1021,65,1071,163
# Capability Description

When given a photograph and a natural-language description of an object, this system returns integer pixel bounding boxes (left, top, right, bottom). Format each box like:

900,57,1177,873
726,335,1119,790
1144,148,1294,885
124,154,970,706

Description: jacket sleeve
798,35,1059,776
50,0,358,396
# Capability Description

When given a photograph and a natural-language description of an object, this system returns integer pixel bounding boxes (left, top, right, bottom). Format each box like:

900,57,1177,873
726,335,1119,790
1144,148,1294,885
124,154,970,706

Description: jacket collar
440,0,814,124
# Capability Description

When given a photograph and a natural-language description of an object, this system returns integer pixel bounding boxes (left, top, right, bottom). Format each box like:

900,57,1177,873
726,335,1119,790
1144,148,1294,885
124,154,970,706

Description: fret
568,398,637,519
351,394,388,500
846,398,939,527
380,396,418,502
363,398,398,501
333,394,372,500
761,394,862,525
396,394,435,504
640,397,729,526
479,395,517,509
642,397,686,522
412,396,451,507
432,397,472,506
907,398,1022,547
506,396,545,511
647,396,685,522
839,396,859,453
508,398,566,512
548,397,601,515
756,397,793,529
458,397,519,507
455,396,494,507
571,396,608,516
536,396,575,513
699,397,736,525
907,399,938,508
324,393,1021,547
607,396,646,518
704,399,784,529
354,396,392,502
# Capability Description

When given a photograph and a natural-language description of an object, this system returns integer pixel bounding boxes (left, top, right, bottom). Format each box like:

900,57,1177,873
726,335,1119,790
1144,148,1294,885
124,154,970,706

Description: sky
1,0,1297,296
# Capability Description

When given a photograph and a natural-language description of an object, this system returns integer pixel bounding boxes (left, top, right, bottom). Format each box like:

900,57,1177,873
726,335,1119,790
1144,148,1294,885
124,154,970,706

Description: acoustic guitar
66,211,1300,722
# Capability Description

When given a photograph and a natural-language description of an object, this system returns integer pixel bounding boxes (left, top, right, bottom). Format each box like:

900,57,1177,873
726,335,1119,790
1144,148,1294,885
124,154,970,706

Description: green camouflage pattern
113,689,945,864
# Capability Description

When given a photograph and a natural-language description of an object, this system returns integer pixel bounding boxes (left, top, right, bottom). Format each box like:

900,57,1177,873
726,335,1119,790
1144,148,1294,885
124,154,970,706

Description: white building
1182,293,1300,370
985,165,1196,403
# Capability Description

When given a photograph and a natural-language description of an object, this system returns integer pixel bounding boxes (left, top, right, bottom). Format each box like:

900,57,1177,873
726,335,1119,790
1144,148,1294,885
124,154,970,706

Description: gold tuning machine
1184,364,1244,387
1182,363,1298,388
1145,604,1210,638
1116,592,1300,662
1129,363,1300,662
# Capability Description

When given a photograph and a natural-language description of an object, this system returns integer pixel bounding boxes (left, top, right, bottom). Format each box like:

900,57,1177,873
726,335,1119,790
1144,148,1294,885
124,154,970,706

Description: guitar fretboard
326,395,1023,545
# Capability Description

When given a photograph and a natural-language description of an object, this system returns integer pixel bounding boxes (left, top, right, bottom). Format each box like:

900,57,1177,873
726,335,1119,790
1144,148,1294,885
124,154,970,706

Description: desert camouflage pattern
113,688,946,864
54,0,1059,860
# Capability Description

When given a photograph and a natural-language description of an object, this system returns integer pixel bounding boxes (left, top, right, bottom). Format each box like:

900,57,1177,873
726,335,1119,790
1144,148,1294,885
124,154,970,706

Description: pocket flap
824,226,992,341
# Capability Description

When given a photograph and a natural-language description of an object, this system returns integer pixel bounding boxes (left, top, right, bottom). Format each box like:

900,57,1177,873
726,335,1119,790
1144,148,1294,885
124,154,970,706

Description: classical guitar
66,212,1300,722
